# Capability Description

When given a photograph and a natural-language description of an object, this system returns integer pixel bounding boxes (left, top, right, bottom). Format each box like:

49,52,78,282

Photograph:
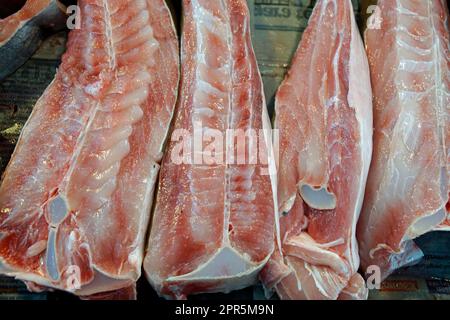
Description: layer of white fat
347,0,373,272
166,245,271,295
169,247,251,280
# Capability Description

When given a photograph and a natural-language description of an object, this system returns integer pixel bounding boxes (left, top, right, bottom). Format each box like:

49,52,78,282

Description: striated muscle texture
0,0,179,296
144,0,277,299
358,0,449,279
260,0,372,300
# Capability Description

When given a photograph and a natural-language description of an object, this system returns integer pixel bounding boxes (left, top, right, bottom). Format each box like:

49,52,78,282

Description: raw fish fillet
260,0,372,300
0,0,67,80
0,0,179,296
358,0,449,279
144,0,277,299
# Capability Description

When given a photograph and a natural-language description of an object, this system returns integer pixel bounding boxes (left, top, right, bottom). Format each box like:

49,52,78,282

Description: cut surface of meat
358,0,449,280
0,0,67,79
260,0,372,300
0,0,179,296
144,0,277,299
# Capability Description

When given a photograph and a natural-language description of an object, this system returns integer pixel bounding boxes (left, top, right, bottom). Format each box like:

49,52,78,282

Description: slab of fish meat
0,0,67,80
358,0,449,280
260,0,373,300
0,0,179,296
144,0,277,299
